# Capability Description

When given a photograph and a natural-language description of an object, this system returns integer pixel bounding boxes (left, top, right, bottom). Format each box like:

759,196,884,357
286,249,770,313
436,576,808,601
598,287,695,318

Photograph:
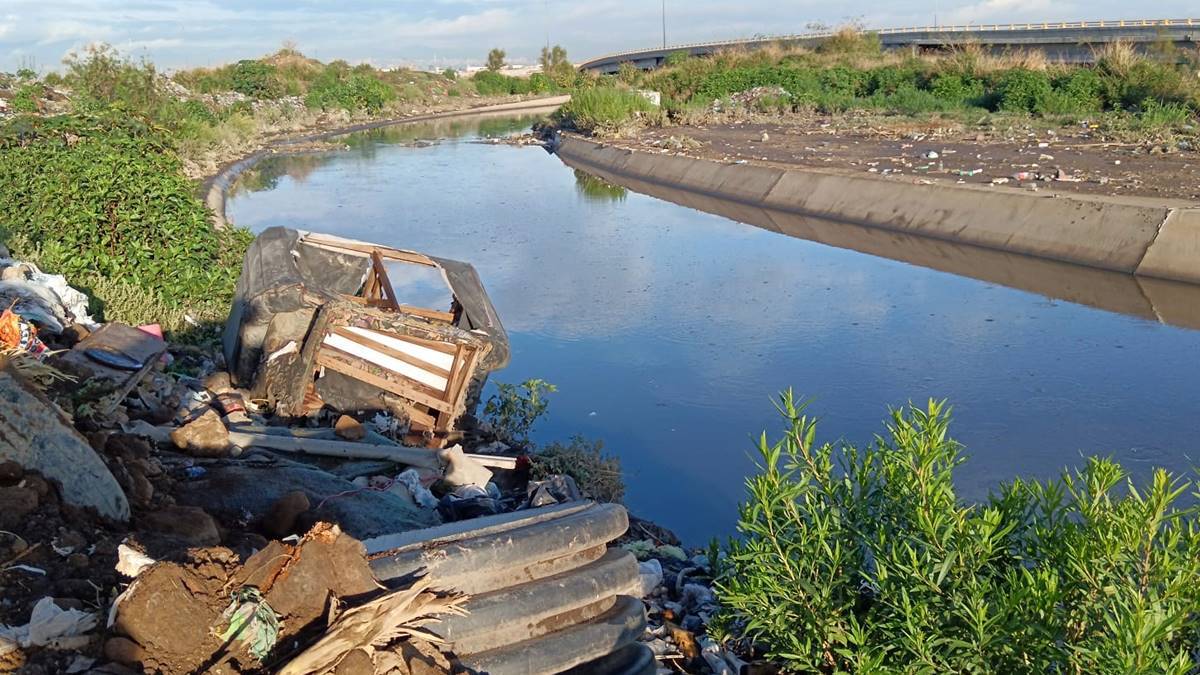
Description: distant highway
578,18,1200,73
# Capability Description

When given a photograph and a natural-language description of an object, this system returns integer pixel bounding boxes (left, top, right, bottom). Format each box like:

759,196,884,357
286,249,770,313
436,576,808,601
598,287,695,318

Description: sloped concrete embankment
555,134,1200,285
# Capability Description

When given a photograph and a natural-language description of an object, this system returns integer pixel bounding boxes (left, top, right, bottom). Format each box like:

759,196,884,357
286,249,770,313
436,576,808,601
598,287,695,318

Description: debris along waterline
202,96,570,230
0,228,651,675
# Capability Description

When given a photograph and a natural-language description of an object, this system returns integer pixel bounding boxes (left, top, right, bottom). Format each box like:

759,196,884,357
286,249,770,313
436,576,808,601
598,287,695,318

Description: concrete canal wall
555,134,1200,285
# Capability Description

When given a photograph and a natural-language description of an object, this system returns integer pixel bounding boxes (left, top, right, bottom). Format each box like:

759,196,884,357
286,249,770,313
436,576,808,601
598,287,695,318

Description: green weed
554,87,658,134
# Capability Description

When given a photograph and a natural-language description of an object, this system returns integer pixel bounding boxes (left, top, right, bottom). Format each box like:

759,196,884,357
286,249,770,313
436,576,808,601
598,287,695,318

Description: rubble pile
0,233,631,674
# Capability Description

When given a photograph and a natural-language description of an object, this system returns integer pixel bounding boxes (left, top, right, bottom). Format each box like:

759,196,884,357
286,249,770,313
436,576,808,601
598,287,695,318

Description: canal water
226,113,1200,545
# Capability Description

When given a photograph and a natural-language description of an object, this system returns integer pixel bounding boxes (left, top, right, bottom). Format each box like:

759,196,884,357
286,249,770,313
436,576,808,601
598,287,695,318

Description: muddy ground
617,114,1200,203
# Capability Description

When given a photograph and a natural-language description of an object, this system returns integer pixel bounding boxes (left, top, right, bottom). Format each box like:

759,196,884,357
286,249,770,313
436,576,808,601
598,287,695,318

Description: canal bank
203,95,569,229
553,133,1200,285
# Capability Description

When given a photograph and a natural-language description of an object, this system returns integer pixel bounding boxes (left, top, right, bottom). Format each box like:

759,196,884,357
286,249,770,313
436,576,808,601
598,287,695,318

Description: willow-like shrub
714,393,1200,673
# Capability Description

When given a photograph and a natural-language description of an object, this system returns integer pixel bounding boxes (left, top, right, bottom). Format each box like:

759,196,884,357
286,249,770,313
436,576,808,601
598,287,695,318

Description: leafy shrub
472,69,533,96
873,85,955,115
714,392,1200,674
229,60,281,99
11,84,40,113
697,66,820,101
1050,68,1105,113
554,87,657,134
484,378,557,448
305,67,395,112
865,63,923,96
0,113,250,334
819,65,868,97
929,72,984,106
996,68,1053,113
63,44,162,117
532,436,624,503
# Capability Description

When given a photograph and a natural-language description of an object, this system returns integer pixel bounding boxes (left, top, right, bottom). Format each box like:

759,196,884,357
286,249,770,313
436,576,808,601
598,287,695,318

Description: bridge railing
580,17,1199,68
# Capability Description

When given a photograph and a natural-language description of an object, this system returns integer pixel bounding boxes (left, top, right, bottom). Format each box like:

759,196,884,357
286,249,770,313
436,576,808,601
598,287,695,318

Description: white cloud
4,0,1198,70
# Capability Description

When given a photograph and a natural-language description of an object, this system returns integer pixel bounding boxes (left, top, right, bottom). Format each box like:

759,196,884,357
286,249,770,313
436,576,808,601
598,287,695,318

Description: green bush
0,113,250,333
714,392,1200,674
929,72,985,106
995,68,1053,113
819,65,868,97
865,63,924,96
471,69,534,96
63,44,162,117
1050,68,1105,113
305,67,395,112
229,60,281,99
11,84,40,113
532,436,624,503
553,87,657,134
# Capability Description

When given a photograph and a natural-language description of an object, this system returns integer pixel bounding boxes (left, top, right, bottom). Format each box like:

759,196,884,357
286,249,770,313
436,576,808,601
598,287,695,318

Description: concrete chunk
0,361,130,521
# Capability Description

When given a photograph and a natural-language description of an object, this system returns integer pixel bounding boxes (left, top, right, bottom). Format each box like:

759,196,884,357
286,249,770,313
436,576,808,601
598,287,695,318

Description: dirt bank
202,95,569,229
617,115,1200,203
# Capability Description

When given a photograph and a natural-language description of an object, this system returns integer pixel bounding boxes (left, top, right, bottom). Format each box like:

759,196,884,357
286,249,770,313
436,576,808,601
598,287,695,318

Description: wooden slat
448,346,478,406
321,344,448,403
317,352,453,413
330,326,452,379
394,304,455,324
302,235,436,266
393,333,458,355
371,250,401,311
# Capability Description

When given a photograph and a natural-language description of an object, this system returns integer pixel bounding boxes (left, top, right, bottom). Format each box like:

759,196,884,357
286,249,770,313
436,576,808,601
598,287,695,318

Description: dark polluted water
226,113,1200,545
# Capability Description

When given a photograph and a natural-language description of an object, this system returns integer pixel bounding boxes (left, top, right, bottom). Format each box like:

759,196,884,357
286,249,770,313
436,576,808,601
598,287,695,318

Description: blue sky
2,1,1196,71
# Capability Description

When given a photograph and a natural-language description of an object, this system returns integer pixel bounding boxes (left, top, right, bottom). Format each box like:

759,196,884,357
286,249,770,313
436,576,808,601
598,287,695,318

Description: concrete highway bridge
578,18,1200,73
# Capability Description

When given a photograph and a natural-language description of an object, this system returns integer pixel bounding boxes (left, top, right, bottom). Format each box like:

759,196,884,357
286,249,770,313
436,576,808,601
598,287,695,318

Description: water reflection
574,169,628,203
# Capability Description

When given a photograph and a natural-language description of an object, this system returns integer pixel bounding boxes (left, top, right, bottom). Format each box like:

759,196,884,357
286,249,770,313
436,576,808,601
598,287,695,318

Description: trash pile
618,521,758,675
0,230,631,674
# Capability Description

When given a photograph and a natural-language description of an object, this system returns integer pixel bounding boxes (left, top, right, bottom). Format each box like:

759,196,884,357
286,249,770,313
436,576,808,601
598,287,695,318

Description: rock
334,415,365,441
201,371,231,394
140,505,220,546
0,362,130,521
103,637,146,666
263,490,310,539
169,409,229,457
760,132,769,142
0,460,23,483
0,485,39,528
127,470,154,506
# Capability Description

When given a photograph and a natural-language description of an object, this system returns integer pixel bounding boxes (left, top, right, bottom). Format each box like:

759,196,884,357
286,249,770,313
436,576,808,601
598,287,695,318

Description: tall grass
554,87,660,134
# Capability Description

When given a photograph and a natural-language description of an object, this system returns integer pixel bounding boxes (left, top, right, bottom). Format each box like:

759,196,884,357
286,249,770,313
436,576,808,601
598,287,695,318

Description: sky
1,1,1196,72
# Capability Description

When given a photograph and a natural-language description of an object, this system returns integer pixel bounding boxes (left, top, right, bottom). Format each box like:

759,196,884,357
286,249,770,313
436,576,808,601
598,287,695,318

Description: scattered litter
216,587,281,661
395,469,439,509
0,597,98,651
991,177,1010,185
638,558,663,597
115,544,157,578
955,168,982,177
6,564,46,575
924,150,939,159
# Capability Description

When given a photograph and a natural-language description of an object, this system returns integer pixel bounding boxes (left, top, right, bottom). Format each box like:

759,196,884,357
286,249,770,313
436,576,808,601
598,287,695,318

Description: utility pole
662,0,668,48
